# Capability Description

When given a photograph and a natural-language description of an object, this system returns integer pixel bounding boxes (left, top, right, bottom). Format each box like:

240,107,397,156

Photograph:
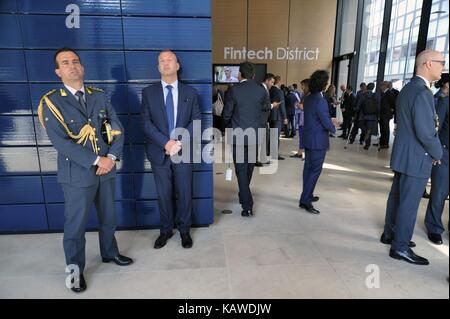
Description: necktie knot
75,90,87,110
166,85,173,92
75,90,84,99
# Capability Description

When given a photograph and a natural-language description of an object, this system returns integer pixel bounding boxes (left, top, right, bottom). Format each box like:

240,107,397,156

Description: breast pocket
57,155,71,184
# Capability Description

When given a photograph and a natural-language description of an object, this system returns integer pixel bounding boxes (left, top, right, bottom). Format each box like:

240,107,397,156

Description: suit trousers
233,144,256,211
61,178,119,273
300,149,327,205
268,120,282,156
425,147,449,234
379,117,391,146
384,171,428,251
153,162,193,235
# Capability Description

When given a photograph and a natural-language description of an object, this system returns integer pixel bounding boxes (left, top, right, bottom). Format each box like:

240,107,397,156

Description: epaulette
86,86,104,94
37,89,57,127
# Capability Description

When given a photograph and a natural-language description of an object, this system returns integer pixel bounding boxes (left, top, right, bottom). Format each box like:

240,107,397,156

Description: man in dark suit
299,70,338,214
378,81,396,149
340,85,356,139
424,72,449,245
38,47,133,293
268,76,288,160
381,50,445,265
256,73,280,167
141,50,202,249
222,62,271,217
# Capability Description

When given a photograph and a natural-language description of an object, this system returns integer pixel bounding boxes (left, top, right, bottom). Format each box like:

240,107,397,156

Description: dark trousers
268,120,282,156
286,114,295,137
233,144,256,211
342,115,353,138
379,117,391,146
300,149,327,205
384,171,428,251
61,178,119,273
425,147,449,234
153,163,193,234
349,119,364,143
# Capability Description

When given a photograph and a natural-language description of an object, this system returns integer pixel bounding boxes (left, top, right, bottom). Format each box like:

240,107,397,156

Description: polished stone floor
0,134,448,298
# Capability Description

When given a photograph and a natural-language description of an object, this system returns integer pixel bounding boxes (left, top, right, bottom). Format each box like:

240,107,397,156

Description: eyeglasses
431,60,446,66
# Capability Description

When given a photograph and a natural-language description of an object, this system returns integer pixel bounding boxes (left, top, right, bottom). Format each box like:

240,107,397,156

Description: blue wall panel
121,0,211,17
0,176,44,204
0,147,40,175
0,84,32,115
0,1,212,233
0,51,27,82
20,15,123,49
0,14,22,48
0,204,48,232
25,50,127,82
0,0,17,13
125,51,211,83
124,18,211,50
17,0,121,15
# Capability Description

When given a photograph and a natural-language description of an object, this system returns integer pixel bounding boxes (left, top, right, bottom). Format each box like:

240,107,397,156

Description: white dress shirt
161,79,179,128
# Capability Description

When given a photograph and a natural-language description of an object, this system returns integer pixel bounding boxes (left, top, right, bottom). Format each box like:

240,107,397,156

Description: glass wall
426,0,449,74
357,0,386,87
383,0,423,90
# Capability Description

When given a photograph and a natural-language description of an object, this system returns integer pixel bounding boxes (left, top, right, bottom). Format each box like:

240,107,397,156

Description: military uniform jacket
390,76,443,178
40,86,124,187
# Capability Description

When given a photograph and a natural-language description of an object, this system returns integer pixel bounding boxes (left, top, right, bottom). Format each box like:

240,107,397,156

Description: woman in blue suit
299,70,338,214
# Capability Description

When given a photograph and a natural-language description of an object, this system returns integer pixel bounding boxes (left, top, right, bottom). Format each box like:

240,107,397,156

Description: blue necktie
165,85,175,135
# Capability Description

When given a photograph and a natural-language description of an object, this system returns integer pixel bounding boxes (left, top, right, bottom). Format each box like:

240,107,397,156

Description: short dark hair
263,73,275,82
292,83,298,89
347,85,353,91
308,70,329,93
300,78,309,85
274,75,282,85
239,62,255,79
367,82,375,91
54,47,80,69
359,82,367,89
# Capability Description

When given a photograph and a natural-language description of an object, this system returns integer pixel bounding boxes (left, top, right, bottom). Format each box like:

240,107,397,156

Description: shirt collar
416,75,431,88
161,79,178,90
64,84,85,97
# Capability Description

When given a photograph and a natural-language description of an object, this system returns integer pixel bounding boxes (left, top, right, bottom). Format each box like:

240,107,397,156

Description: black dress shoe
428,233,443,245
70,274,87,293
311,196,319,202
180,233,193,249
154,232,173,249
241,210,253,217
299,203,320,214
389,248,429,265
255,161,264,167
277,156,285,160
363,145,370,150
102,254,133,266
380,233,416,247
290,153,302,158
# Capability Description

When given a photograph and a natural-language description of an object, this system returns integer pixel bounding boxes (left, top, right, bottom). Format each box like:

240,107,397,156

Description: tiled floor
0,134,448,298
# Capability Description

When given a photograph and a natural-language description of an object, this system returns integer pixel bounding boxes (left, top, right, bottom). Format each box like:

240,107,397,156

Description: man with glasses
381,50,445,265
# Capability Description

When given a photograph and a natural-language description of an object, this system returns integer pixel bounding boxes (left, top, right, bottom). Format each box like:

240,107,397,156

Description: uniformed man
424,72,449,245
381,50,445,265
38,47,133,293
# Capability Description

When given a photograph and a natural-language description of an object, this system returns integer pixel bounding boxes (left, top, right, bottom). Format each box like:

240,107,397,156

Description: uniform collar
416,75,431,89
64,84,85,96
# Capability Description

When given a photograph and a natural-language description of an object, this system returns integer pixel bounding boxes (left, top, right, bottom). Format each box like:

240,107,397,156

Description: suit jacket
390,76,443,178
260,83,272,125
303,92,336,150
380,90,396,119
141,81,202,166
42,85,124,187
285,92,298,116
269,86,287,121
436,95,449,147
222,79,271,145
